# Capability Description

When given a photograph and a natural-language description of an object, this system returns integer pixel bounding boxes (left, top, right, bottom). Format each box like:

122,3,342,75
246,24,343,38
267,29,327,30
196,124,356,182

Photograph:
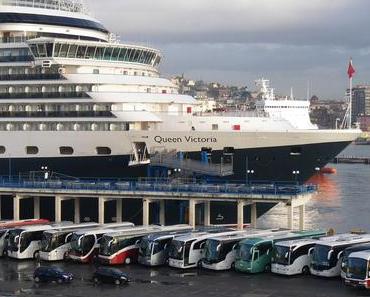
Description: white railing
0,0,87,13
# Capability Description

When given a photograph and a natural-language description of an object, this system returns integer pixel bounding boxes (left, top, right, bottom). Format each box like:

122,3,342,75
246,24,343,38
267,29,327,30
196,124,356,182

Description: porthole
96,147,112,155
26,146,39,155
59,146,74,155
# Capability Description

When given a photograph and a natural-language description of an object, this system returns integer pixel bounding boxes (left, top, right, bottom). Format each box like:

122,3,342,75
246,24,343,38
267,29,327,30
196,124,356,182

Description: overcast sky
85,0,370,99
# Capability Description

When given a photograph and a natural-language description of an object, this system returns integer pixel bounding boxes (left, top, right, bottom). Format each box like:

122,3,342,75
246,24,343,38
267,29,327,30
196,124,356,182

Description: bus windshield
204,239,221,263
7,229,22,251
70,234,95,256
347,258,368,280
273,245,291,265
312,245,332,267
168,240,185,260
236,243,254,261
41,233,66,252
0,230,7,238
139,239,152,257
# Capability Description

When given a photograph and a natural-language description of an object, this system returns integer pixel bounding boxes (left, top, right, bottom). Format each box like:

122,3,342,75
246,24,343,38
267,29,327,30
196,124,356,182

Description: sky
85,0,370,99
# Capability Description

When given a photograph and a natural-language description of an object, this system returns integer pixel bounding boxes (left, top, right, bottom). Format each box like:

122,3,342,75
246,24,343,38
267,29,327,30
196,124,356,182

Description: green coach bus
234,230,326,274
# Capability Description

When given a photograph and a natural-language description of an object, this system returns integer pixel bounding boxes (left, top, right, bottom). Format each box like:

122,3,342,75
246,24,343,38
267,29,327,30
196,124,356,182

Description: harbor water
260,144,370,232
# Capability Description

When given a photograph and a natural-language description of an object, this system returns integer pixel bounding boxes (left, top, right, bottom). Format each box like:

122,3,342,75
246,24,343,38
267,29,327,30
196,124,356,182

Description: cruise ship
0,0,361,185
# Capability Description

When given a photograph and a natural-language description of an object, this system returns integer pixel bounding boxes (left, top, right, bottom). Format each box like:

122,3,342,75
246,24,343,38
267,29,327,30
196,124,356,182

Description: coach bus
39,223,99,261
271,238,322,276
168,229,247,269
201,230,289,271
137,225,193,266
234,230,325,274
344,250,370,289
310,234,370,277
7,223,75,259
99,225,191,265
340,243,370,278
68,222,134,263
0,219,49,256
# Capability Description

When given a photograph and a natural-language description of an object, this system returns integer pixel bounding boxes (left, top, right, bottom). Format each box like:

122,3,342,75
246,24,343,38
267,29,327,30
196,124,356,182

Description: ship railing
0,0,86,13
0,176,317,197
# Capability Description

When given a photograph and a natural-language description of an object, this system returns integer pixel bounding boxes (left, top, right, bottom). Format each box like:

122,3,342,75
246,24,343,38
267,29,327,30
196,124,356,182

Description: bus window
259,242,272,256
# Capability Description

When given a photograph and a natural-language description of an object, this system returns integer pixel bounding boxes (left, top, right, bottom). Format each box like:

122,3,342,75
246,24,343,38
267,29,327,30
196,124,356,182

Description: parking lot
0,259,368,297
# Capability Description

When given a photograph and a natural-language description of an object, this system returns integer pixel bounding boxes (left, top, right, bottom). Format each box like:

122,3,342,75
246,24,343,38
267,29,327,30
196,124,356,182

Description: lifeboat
320,167,337,174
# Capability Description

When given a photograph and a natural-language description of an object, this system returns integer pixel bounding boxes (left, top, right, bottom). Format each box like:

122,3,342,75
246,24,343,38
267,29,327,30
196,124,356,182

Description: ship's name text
154,136,217,144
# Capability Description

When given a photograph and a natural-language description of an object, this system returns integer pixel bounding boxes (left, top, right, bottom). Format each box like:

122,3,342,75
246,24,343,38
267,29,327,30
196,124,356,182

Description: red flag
347,59,355,79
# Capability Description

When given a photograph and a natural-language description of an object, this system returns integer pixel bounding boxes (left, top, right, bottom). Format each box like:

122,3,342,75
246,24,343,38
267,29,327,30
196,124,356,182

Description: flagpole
349,75,352,129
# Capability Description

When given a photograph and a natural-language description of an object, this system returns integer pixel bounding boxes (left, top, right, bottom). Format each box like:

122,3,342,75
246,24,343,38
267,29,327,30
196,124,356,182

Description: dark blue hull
0,141,351,224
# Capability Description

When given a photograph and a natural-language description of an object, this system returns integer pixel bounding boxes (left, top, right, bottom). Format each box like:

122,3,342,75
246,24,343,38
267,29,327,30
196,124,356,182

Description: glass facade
29,41,161,66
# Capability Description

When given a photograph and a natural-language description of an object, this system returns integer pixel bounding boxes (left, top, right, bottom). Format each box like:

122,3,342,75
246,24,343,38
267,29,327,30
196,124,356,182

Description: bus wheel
302,266,310,275
231,262,235,270
125,257,132,265
2,250,8,257
264,264,271,272
93,277,99,284
34,276,40,283
114,279,121,285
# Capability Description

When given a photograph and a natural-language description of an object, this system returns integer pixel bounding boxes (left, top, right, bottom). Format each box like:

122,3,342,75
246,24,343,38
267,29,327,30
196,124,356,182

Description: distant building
348,85,370,124
358,115,370,131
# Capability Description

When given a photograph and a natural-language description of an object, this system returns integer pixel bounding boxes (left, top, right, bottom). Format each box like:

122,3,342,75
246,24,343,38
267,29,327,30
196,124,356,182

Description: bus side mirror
337,251,343,260
216,244,221,252
135,240,140,245
164,243,168,250
14,235,20,244
327,250,333,261
232,244,237,250
200,242,205,249
65,233,72,243
308,247,314,255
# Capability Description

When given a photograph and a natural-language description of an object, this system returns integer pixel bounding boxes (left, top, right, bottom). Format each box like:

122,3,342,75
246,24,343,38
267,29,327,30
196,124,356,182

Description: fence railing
0,176,317,196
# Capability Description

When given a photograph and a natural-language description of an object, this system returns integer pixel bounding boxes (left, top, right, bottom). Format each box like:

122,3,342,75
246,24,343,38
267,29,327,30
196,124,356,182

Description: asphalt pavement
0,258,369,297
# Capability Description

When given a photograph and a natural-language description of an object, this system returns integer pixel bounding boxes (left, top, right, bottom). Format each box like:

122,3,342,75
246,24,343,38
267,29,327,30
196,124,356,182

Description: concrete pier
0,178,316,229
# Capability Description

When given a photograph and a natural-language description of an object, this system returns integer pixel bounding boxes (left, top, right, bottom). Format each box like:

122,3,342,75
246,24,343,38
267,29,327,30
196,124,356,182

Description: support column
204,201,211,227
34,197,40,219
287,203,294,230
189,199,196,229
74,198,80,223
143,199,151,226
116,199,122,223
55,196,62,223
299,204,305,231
159,200,165,226
13,195,20,221
237,200,246,230
98,197,106,225
251,202,257,229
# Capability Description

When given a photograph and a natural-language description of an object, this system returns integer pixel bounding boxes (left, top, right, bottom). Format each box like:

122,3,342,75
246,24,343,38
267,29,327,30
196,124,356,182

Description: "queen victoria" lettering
154,136,217,144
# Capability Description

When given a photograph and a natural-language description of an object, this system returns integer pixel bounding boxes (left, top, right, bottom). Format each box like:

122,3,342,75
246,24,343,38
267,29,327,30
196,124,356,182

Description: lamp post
292,170,300,183
335,118,341,130
247,169,255,184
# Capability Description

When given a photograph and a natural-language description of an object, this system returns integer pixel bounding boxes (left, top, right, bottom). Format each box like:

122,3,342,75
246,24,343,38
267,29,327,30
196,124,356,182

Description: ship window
68,44,78,58
0,146,5,154
212,124,218,131
290,146,302,156
59,146,74,155
26,146,39,155
93,69,99,74
96,147,111,155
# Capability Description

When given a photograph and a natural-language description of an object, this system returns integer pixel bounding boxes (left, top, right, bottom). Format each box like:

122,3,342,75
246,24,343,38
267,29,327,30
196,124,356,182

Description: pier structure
0,178,316,230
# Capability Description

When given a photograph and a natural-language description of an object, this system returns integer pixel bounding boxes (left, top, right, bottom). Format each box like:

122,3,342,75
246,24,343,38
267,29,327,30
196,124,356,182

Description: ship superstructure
0,0,360,182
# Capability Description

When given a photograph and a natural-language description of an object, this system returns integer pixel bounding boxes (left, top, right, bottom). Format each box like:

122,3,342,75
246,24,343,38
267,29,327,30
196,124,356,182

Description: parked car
93,267,129,285
33,266,73,284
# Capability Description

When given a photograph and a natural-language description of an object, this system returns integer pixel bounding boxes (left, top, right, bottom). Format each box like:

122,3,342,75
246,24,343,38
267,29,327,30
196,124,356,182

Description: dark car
93,267,129,285
33,266,73,284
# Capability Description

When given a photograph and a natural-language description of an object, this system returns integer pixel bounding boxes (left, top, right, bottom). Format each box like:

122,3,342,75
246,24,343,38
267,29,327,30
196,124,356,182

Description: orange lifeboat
320,167,337,174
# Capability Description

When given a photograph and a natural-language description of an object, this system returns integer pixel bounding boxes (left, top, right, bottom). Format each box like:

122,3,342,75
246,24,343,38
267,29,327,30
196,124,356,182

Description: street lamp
247,169,255,184
292,170,300,182
335,118,341,130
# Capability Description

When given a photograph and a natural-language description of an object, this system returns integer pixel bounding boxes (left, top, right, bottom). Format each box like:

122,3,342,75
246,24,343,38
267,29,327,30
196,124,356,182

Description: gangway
150,150,234,177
